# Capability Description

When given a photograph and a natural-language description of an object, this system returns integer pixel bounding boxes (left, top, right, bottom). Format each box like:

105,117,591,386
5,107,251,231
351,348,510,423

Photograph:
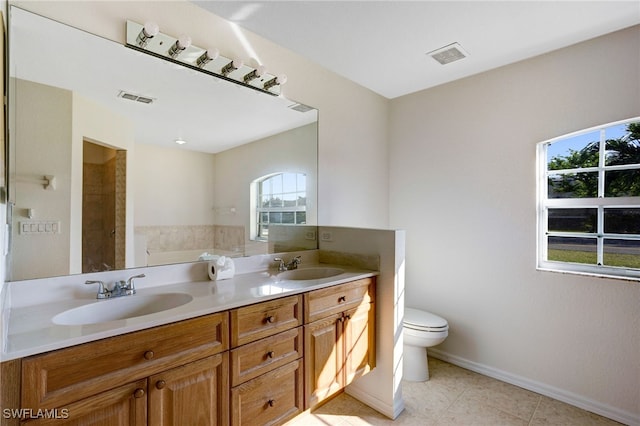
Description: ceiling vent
288,102,314,113
118,90,155,104
427,42,468,65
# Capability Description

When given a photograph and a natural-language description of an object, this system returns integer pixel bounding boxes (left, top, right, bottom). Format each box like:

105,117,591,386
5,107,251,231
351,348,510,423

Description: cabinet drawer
304,277,375,323
231,327,303,386
22,312,229,411
230,295,302,347
231,360,303,426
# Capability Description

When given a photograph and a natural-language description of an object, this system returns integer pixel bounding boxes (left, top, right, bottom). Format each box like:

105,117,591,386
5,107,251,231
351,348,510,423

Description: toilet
403,307,449,381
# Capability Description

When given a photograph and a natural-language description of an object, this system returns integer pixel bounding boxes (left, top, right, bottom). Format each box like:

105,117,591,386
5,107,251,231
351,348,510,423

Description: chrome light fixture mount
126,20,286,96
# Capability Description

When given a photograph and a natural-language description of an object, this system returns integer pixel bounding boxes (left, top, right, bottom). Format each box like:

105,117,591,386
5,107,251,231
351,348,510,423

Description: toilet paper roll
208,260,218,280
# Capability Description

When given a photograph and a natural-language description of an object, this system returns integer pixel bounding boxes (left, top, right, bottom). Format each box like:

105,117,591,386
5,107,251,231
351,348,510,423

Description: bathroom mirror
6,7,318,281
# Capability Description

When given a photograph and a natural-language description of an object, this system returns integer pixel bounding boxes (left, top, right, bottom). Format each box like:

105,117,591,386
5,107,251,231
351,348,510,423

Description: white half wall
389,25,640,424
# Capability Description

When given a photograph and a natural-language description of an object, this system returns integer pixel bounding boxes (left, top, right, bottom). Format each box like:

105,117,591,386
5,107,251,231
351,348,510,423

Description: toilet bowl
403,307,448,382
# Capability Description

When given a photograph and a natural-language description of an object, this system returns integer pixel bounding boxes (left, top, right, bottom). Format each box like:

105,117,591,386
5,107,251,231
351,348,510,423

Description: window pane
604,208,640,234
282,212,295,224
296,212,306,224
548,173,597,198
547,237,597,265
604,169,640,197
548,208,597,233
269,197,283,208
282,173,297,193
269,212,282,223
260,212,269,222
605,123,640,166
283,193,298,207
259,225,269,238
297,196,306,207
297,174,306,191
547,131,599,170
603,239,640,268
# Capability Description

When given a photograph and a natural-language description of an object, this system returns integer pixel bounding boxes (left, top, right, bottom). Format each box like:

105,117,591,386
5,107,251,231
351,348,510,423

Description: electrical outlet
320,231,333,242
305,231,316,240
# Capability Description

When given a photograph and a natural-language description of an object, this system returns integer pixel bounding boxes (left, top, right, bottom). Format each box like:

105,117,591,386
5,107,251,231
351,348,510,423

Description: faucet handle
126,274,146,294
85,280,107,299
274,258,286,271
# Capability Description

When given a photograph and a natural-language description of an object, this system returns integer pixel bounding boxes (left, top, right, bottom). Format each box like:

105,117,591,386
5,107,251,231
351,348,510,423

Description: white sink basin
52,293,193,325
278,267,344,281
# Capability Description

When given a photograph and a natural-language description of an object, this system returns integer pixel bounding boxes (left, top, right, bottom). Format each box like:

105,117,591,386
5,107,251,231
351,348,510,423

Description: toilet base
403,344,429,382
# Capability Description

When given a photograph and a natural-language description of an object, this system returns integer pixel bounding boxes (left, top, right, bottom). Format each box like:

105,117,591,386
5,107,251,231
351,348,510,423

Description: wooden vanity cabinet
304,278,376,409
19,312,229,426
229,295,304,426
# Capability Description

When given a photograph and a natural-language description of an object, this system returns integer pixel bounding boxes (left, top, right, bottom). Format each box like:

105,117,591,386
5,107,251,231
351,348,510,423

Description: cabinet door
20,380,147,426
148,354,229,426
304,313,343,409
343,302,376,385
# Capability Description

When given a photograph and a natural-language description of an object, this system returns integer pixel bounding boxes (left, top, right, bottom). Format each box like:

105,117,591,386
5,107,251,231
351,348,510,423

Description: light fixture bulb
136,21,159,48
168,35,192,58
196,47,220,68
264,74,287,90
221,58,244,76
175,138,187,145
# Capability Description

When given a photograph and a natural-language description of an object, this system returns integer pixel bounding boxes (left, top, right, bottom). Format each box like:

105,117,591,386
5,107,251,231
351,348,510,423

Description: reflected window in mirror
253,173,307,241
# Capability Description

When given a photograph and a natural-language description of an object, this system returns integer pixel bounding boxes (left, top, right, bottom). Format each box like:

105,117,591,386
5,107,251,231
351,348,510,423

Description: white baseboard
345,384,405,420
428,348,639,426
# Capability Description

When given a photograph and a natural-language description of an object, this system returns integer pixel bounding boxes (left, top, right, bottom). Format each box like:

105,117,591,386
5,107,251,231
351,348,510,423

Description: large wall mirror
6,7,319,281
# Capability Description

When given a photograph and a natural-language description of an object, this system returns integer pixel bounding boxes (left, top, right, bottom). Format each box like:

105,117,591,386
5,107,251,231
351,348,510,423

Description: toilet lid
404,307,448,328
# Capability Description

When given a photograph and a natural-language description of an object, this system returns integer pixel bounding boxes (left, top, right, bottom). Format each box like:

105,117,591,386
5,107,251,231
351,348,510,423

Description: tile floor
287,357,622,426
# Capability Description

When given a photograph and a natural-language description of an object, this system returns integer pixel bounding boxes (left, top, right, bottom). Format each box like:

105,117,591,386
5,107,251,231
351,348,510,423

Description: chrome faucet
85,274,146,299
274,256,302,271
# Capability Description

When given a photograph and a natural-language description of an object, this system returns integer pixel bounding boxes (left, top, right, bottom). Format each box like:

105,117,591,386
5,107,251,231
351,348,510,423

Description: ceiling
193,1,640,99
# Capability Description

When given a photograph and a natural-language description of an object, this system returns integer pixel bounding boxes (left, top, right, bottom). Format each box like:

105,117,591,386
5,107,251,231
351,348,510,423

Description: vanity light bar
125,20,286,96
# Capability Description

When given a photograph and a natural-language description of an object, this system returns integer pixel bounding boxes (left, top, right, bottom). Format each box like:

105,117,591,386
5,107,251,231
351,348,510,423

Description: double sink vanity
1,260,378,425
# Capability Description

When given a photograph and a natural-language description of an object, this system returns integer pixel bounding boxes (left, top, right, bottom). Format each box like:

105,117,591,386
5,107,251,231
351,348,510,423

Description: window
253,172,306,241
537,118,640,280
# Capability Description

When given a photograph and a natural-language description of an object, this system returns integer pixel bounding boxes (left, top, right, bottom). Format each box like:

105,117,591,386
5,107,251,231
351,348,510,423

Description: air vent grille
118,90,155,104
427,42,468,65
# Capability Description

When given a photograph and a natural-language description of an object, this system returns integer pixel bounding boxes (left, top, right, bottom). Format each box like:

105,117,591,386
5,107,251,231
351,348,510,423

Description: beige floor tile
287,360,621,426
530,396,623,426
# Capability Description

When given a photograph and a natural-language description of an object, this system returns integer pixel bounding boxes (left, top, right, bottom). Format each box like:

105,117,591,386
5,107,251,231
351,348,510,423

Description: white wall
134,143,216,227
10,80,72,280
389,25,640,424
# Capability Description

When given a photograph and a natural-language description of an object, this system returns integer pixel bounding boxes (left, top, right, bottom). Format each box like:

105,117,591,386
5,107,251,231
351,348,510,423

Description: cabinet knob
267,399,276,407
266,350,275,359
156,380,166,389
338,296,346,303
266,315,275,323
133,388,145,398
144,350,155,360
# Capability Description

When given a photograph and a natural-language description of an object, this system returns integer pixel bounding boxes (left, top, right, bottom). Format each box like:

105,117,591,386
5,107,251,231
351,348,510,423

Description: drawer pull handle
267,399,276,407
338,296,346,303
266,315,275,323
144,350,155,360
156,380,166,389
133,388,145,398
266,350,275,359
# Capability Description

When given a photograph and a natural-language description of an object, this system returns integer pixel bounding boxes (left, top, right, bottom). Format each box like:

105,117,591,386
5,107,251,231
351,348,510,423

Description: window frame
536,117,640,281
251,172,307,242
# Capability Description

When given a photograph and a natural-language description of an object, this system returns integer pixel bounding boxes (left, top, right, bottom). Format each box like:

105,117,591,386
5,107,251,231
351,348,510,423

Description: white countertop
2,265,377,361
